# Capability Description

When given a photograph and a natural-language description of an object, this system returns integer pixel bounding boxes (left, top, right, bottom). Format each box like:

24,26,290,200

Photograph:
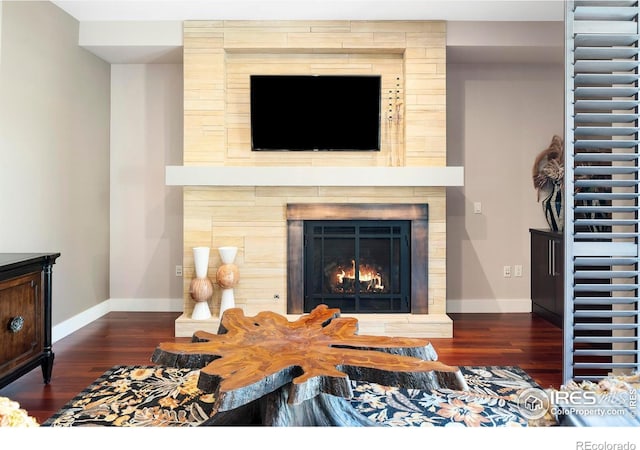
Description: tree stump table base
151,305,468,426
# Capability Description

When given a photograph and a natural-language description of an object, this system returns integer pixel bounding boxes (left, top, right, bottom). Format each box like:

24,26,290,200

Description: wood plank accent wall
182,21,447,319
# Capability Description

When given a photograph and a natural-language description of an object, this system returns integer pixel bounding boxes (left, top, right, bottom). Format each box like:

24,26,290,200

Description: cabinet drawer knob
8,316,24,333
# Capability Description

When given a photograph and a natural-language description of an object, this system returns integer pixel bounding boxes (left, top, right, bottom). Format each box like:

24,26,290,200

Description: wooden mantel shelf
166,165,464,187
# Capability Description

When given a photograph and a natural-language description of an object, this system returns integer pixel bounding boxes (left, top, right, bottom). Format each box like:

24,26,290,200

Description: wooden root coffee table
151,304,468,426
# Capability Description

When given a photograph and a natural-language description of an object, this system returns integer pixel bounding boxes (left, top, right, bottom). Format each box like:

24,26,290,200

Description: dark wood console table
0,253,60,389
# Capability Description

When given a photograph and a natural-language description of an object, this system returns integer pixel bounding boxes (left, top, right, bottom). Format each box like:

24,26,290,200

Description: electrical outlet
473,202,482,214
175,265,183,277
503,265,511,278
514,265,523,277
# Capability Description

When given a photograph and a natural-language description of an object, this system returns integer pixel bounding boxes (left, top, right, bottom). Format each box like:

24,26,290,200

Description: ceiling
52,1,565,22
49,0,565,64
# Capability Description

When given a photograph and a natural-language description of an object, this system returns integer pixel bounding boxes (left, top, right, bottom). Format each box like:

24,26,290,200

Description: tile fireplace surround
173,20,463,338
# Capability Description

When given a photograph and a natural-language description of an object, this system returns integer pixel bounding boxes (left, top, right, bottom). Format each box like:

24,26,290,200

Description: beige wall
0,3,564,332
0,1,111,325
182,21,449,318
446,62,563,312
99,22,565,319
110,64,184,304
136,57,563,319
0,2,3,64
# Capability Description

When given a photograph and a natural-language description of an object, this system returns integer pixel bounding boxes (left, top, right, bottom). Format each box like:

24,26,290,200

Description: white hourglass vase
216,246,239,318
193,246,210,279
218,246,238,265
190,246,212,320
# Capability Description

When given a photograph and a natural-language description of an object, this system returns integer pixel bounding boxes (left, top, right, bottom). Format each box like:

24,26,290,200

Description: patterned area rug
42,365,543,427
351,366,542,427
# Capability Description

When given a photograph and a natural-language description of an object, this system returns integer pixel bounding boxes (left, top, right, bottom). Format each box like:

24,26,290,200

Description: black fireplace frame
303,220,412,313
286,203,429,314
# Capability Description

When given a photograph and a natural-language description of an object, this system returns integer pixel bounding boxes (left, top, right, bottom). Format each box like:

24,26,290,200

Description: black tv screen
250,75,381,151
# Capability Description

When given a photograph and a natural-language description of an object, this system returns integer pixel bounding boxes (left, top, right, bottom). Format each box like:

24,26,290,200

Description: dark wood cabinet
0,253,60,389
530,229,563,328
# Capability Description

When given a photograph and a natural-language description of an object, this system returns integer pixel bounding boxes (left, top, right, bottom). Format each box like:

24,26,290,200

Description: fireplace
304,220,411,313
287,203,429,315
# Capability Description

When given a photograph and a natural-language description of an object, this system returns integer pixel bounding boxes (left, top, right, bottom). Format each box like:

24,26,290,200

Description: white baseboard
52,301,111,343
447,298,532,313
52,298,183,343
108,297,183,312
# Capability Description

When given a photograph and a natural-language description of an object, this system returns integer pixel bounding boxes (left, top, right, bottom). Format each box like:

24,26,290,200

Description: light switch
473,202,482,214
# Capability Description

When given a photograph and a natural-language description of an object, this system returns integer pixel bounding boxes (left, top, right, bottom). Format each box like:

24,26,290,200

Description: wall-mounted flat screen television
250,75,381,151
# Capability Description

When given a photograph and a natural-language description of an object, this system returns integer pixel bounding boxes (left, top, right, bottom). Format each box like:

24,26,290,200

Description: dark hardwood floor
0,311,563,425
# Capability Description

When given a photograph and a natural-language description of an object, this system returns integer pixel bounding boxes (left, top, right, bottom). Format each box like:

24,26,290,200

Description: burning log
331,260,385,293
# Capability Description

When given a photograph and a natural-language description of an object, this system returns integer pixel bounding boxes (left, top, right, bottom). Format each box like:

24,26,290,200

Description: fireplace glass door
303,220,410,313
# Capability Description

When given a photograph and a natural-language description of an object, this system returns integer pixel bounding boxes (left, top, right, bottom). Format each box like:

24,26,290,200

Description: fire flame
335,260,384,291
